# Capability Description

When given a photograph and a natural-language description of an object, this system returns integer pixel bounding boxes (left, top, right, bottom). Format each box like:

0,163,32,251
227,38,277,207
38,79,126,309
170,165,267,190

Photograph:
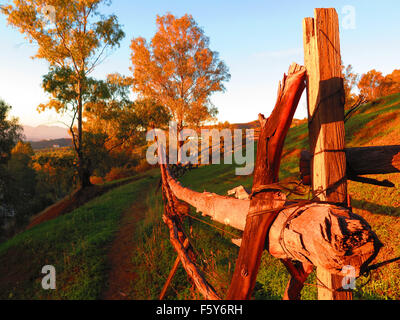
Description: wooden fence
156,8,399,300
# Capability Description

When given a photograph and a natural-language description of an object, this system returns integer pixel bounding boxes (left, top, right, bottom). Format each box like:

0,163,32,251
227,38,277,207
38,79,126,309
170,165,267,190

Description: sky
0,0,399,127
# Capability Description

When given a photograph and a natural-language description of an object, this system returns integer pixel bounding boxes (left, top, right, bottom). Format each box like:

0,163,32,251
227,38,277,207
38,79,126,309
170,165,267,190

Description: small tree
342,64,359,108
380,69,400,96
2,0,125,188
130,13,230,160
83,75,170,177
358,69,384,101
0,100,23,164
0,99,23,233
0,106,24,231
7,142,37,217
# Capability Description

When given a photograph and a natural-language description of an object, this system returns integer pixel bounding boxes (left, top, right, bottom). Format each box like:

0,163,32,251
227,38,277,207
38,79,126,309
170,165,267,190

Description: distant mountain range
29,138,73,150
23,125,70,142
22,120,305,150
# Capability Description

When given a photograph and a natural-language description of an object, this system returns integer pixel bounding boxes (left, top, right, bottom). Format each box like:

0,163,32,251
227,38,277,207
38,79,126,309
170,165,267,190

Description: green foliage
0,99,23,164
33,148,76,201
342,64,360,109
2,144,75,238
2,0,125,70
132,98,171,130
2,0,126,188
0,102,25,238
7,142,37,214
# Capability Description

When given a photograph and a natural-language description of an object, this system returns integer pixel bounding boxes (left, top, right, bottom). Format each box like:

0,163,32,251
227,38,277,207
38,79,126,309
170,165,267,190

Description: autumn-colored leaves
344,65,400,106
130,13,230,131
2,1,230,188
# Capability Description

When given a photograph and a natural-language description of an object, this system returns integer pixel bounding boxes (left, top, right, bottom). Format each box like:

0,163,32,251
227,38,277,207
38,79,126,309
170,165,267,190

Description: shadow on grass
352,198,400,217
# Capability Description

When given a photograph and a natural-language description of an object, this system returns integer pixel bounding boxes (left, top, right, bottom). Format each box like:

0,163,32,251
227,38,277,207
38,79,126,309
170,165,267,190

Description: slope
0,93,399,300
130,93,400,300
0,172,159,299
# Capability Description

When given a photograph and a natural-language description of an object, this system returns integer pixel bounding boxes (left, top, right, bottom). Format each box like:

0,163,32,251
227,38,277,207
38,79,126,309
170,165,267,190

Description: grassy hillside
130,93,400,300
0,172,158,299
0,93,399,300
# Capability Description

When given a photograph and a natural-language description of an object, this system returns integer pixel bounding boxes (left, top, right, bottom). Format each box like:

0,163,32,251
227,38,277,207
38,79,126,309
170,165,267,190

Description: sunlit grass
0,174,157,299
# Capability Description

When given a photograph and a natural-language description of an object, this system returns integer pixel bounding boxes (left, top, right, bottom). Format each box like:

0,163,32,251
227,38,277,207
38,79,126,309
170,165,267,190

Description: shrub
104,167,135,182
135,159,153,173
90,176,104,185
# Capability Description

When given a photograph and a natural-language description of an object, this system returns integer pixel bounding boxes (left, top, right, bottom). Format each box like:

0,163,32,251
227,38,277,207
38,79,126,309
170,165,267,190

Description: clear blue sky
1,0,399,127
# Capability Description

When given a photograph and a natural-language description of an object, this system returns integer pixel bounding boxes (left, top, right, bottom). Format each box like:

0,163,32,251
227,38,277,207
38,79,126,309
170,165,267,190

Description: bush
90,176,105,185
135,159,153,173
104,167,136,182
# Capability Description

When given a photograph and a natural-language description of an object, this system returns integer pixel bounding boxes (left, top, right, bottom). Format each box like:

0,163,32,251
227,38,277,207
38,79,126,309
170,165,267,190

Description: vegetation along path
102,177,159,299
0,171,159,299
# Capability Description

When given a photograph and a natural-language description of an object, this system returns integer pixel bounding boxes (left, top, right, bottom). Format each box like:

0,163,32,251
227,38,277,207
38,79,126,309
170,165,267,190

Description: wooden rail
300,146,400,185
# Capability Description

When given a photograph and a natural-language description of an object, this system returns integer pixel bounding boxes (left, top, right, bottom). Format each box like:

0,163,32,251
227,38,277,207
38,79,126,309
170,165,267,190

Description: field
0,93,399,300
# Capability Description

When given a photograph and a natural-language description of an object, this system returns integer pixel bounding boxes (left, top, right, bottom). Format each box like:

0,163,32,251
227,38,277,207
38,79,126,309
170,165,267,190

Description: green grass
345,93,400,146
0,173,158,300
130,163,246,300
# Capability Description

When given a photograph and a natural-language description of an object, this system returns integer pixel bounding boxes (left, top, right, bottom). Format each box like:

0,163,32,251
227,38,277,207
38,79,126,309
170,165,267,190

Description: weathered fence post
303,8,352,300
226,64,306,300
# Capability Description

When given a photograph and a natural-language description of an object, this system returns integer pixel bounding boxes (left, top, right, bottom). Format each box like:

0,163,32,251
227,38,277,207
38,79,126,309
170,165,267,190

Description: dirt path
102,189,150,300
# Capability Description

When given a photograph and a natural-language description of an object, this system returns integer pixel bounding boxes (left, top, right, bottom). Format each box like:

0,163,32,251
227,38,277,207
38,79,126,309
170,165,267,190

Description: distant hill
231,118,306,130
230,120,260,130
29,138,73,150
23,125,70,142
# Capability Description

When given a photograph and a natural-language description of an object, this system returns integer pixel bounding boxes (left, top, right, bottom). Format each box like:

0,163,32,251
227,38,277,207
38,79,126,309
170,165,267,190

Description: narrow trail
28,175,147,230
102,180,154,300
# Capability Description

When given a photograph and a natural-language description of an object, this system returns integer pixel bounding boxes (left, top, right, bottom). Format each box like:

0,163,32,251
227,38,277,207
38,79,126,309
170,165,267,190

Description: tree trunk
77,81,92,189
177,121,184,165
268,203,381,276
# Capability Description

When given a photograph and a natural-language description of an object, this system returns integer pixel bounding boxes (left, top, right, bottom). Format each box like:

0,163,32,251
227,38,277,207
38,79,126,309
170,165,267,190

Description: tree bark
281,259,313,300
162,213,221,300
158,139,221,300
164,167,382,286
76,80,92,189
226,63,306,300
177,121,184,165
304,8,350,300
300,146,400,184
166,172,250,231
268,203,381,276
